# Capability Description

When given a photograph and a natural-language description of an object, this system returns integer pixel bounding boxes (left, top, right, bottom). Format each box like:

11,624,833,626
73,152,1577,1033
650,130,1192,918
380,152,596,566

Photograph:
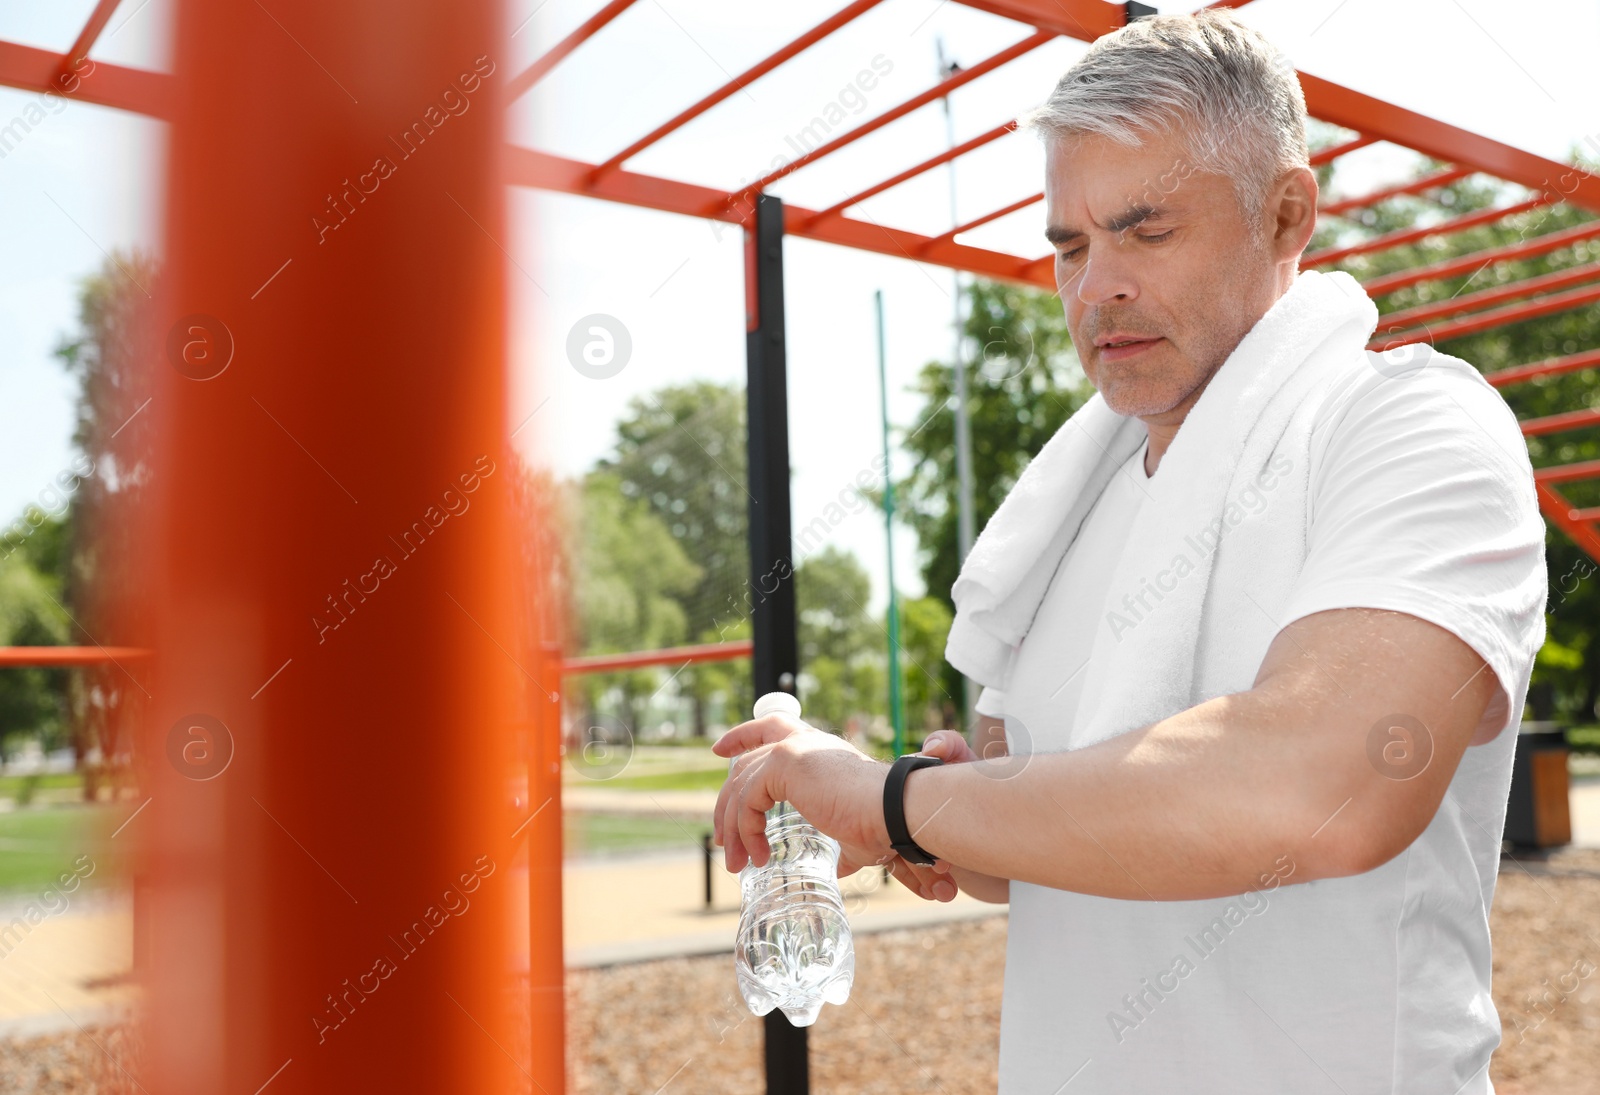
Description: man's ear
1271,165,1319,263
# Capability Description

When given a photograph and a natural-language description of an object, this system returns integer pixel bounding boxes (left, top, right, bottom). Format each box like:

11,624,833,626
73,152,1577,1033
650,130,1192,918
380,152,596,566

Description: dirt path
3,850,1596,1093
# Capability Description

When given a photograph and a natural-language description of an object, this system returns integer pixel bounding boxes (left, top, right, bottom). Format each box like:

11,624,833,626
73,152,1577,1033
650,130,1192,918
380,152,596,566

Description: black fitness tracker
883,753,945,865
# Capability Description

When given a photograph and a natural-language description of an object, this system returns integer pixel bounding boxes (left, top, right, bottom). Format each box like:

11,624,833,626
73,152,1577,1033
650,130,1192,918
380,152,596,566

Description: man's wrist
869,759,893,851
884,754,946,864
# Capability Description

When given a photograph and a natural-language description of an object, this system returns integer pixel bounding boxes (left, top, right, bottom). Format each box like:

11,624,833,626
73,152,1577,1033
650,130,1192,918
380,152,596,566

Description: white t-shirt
975,354,1546,1094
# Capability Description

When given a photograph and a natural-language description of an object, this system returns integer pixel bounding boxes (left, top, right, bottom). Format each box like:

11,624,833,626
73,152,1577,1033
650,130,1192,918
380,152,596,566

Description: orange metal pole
143,1,537,1092
1371,281,1600,351
562,638,753,676
1309,134,1376,166
804,121,1018,227
1363,220,1600,297
1374,260,1600,332
506,145,1055,288
0,646,148,667
728,29,1055,206
505,0,641,102
1487,347,1600,388
1303,196,1551,267
585,0,887,182
1318,165,1473,217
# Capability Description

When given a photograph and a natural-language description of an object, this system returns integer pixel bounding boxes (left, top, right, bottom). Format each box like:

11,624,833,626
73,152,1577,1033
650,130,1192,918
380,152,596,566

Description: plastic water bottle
730,691,855,1027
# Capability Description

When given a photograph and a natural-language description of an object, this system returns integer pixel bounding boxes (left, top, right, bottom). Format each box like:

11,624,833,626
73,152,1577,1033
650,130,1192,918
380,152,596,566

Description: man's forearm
945,863,1009,903
947,714,1011,903
901,690,1379,901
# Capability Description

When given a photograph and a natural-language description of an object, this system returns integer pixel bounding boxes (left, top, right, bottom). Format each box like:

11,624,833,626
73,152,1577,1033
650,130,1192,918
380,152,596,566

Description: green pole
875,290,906,756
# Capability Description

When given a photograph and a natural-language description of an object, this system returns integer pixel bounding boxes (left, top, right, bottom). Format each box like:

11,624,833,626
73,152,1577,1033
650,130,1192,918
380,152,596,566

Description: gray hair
1017,10,1308,241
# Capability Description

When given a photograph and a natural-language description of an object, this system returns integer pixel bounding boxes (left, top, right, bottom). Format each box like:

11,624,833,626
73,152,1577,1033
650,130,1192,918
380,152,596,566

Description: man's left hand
711,714,891,873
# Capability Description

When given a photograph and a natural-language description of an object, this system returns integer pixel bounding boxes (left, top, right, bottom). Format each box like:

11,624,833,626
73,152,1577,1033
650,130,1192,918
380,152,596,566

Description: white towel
943,268,1380,748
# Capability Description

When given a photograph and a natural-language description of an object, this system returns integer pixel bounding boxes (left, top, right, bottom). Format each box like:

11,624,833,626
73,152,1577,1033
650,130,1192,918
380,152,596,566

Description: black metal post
744,192,808,1095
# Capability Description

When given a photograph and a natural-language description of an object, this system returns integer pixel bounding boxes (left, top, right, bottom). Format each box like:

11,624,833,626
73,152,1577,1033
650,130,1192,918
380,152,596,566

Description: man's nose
1075,242,1140,306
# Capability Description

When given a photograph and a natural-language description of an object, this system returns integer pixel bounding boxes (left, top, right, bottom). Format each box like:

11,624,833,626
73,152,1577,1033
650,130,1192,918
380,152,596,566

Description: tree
889,278,1096,723
0,514,71,759
595,380,751,735
896,594,954,737
564,470,703,740
1307,133,1600,724
46,249,159,796
794,545,882,738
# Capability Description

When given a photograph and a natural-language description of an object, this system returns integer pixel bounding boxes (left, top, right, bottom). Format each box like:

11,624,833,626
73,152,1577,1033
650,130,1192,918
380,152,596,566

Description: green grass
1567,726,1600,755
0,772,84,801
588,767,729,792
564,813,709,858
0,804,122,893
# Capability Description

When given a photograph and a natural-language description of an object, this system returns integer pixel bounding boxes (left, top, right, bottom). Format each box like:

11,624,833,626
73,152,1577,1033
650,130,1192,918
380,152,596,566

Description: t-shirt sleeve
975,685,1007,719
1279,354,1548,740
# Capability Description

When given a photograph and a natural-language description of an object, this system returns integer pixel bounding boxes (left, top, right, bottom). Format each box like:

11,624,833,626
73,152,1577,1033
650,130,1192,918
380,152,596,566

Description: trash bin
1503,721,1572,849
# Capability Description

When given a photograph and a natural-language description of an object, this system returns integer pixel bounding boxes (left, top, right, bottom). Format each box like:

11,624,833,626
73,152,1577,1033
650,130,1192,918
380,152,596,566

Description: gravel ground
4,850,1596,1093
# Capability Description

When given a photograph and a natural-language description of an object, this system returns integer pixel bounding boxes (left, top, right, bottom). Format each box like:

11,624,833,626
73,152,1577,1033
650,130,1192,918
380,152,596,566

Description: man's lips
1095,335,1163,363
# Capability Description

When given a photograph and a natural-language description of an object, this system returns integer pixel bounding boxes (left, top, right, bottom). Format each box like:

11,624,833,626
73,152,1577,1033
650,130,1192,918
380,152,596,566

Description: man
713,10,1546,1093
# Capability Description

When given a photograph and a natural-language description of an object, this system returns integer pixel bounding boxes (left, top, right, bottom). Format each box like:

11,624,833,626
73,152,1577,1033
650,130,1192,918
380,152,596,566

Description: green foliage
0,514,71,757
896,594,954,735
46,249,160,792
595,381,751,734
890,278,1096,716
1311,140,1600,723
563,470,702,737
569,471,702,654
794,545,882,736
596,380,749,639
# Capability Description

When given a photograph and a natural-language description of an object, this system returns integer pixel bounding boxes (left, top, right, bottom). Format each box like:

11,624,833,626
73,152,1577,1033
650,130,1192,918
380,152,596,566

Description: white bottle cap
753,691,801,721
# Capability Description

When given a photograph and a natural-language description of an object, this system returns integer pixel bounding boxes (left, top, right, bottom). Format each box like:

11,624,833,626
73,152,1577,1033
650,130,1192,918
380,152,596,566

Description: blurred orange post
140,0,544,1091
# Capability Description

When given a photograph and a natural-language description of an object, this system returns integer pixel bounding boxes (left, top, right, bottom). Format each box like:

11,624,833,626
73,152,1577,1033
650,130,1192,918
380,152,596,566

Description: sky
2,0,1599,622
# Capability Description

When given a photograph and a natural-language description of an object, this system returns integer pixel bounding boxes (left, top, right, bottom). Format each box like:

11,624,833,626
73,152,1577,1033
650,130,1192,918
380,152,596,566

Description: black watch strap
883,753,945,865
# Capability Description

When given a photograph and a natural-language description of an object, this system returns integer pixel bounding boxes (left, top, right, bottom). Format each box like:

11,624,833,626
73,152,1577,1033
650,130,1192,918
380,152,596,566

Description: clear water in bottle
731,692,855,1027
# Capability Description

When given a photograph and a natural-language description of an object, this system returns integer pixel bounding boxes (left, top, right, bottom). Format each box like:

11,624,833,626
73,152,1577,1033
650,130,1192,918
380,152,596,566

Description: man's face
1044,127,1282,424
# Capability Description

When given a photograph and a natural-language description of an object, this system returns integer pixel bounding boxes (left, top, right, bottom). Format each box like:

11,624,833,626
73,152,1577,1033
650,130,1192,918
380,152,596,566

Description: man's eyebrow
1044,203,1169,246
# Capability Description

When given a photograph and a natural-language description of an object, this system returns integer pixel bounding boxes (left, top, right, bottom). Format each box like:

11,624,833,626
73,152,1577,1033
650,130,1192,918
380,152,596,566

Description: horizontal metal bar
1537,481,1600,559
0,38,172,117
1298,71,1600,215
506,0,641,102
805,120,1016,226
63,0,124,68
725,29,1054,209
1319,166,1473,217
1535,457,1600,484
1519,406,1600,438
1486,347,1600,388
1363,219,1600,297
1309,133,1376,167
921,191,1044,252
505,144,1056,288
0,646,151,667
1372,280,1600,352
955,0,1124,38
561,639,751,675
1375,260,1600,332
589,0,885,181
1303,197,1550,268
